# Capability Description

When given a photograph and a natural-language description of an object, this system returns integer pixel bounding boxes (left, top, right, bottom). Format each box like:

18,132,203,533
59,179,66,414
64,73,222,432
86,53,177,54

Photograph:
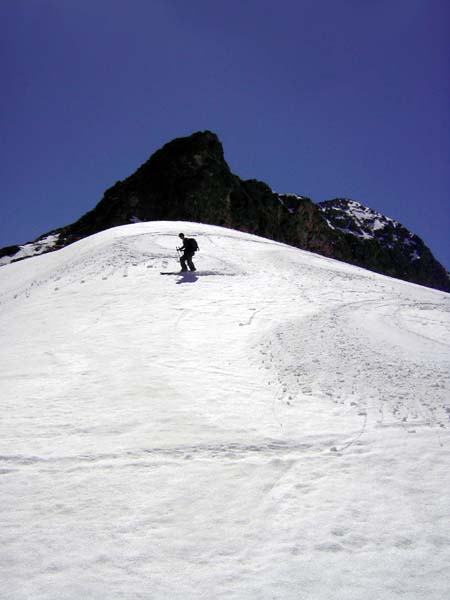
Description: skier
177,233,198,272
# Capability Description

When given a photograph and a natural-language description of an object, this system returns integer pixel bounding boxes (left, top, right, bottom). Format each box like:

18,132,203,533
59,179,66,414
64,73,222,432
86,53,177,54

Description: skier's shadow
176,272,199,285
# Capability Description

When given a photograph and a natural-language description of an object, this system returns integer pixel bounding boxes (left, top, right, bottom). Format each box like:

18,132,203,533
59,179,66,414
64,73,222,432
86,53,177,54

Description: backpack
186,238,199,253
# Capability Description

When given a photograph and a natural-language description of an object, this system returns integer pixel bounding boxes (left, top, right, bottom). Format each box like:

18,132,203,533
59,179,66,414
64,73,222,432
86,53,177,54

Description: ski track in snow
1,222,449,600
268,292,450,436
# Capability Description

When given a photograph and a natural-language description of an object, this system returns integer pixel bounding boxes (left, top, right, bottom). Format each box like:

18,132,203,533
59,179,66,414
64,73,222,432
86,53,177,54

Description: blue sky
1,0,449,268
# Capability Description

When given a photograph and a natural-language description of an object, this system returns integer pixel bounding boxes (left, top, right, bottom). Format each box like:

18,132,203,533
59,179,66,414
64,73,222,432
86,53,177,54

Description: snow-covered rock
1,222,449,599
319,198,417,247
317,198,450,291
0,233,61,266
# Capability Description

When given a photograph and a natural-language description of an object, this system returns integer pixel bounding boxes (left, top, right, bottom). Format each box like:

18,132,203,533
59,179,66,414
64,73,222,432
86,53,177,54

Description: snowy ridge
319,198,422,260
319,198,401,237
1,222,449,599
0,233,60,266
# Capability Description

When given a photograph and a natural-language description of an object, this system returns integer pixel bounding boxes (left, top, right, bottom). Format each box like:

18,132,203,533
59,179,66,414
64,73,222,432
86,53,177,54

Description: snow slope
1,222,449,600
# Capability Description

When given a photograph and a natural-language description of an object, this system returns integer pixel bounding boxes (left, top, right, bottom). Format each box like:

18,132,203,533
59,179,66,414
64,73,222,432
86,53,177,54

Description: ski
160,271,197,275
160,271,183,275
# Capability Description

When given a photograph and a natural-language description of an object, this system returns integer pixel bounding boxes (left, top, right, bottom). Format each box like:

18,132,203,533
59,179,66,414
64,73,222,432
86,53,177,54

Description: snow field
1,222,449,599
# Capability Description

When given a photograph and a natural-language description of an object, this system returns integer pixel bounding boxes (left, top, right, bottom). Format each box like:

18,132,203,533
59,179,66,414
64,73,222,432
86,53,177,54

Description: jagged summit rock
1,131,449,292
319,199,450,292
60,130,233,242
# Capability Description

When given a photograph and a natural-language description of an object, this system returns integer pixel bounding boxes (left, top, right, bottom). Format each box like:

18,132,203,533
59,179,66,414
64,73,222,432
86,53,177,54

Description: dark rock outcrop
0,245,21,260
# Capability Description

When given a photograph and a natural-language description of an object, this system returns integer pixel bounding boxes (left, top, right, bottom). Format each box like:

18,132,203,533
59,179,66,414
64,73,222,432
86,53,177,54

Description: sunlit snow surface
1,222,449,599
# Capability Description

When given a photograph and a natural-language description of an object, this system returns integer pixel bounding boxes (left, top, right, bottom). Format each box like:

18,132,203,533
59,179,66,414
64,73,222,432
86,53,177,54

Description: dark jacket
180,238,198,254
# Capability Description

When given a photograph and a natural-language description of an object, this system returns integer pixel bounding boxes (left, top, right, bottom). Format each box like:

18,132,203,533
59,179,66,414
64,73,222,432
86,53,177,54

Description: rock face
318,199,450,292
1,130,449,292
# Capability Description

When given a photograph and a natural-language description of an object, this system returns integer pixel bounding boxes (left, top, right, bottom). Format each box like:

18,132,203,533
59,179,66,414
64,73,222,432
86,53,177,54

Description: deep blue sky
1,0,449,268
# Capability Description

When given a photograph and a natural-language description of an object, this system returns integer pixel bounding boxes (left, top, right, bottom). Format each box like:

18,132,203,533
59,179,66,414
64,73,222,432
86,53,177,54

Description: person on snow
177,233,199,272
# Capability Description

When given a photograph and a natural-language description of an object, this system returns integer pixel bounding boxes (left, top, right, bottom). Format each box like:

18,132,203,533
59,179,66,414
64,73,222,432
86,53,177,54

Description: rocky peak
1,132,448,292
146,130,225,170
318,198,449,292
319,198,421,256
